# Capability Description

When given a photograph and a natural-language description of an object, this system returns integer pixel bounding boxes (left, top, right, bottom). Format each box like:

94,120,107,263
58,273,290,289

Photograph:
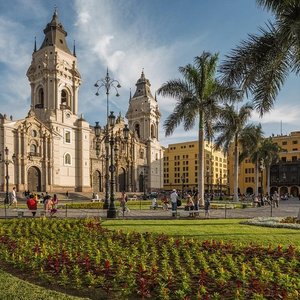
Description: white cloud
252,104,300,124
72,0,195,122
75,11,91,25
0,17,30,69
0,15,32,119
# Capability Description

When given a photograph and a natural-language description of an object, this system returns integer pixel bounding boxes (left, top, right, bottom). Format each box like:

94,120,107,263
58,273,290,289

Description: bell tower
26,9,81,123
25,9,90,193
126,70,161,142
126,71,163,190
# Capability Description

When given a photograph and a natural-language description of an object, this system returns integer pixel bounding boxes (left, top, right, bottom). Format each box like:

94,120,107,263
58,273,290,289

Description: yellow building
228,131,300,196
163,140,227,194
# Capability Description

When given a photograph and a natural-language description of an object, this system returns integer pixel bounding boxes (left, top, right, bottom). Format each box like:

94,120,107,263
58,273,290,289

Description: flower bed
241,217,300,230
0,218,299,299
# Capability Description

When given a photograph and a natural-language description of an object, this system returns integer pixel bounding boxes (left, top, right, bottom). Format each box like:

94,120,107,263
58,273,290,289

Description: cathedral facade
0,11,163,194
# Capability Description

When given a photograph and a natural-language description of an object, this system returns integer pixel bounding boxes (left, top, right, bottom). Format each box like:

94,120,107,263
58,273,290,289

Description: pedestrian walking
273,191,280,208
162,195,169,210
10,187,17,208
204,197,211,218
170,189,179,217
151,197,158,209
193,192,200,216
120,191,130,216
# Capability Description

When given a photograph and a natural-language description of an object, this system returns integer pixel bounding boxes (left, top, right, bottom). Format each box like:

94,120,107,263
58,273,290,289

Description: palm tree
257,137,281,195
220,0,300,116
239,124,264,196
158,52,241,205
213,103,253,201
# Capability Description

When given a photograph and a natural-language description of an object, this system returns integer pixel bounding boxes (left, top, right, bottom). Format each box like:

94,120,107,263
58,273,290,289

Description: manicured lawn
102,219,300,247
0,268,88,300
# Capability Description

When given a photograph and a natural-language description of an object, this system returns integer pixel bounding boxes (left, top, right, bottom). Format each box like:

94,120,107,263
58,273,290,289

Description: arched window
30,144,37,154
64,153,71,165
151,124,156,139
35,88,44,108
135,123,140,138
61,89,68,105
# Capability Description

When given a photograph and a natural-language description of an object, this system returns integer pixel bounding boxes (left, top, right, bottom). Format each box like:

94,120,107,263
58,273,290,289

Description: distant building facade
270,132,300,196
163,140,227,194
0,11,163,194
228,131,300,196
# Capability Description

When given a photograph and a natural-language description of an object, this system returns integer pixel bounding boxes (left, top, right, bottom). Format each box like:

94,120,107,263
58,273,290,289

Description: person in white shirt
273,191,280,208
10,187,17,208
170,189,178,216
151,197,158,209
95,193,99,202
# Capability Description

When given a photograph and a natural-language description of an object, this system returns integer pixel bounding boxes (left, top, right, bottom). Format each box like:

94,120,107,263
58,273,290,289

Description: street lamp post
259,158,265,206
107,112,116,218
94,69,121,209
100,150,105,192
94,121,110,209
143,171,146,199
0,147,16,218
94,68,121,120
105,112,129,218
140,169,147,200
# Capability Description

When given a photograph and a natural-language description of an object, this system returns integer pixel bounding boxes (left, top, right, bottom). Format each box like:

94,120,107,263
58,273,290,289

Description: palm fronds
221,0,300,115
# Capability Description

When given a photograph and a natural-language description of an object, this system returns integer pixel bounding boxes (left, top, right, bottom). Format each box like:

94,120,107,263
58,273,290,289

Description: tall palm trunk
255,161,259,196
198,110,205,206
233,134,239,201
266,166,270,195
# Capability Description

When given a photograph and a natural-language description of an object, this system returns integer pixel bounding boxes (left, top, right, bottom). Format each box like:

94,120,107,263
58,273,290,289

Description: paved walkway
1,198,299,220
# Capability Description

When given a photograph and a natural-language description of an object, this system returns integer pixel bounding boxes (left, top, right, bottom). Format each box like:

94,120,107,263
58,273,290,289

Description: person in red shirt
27,194,37,216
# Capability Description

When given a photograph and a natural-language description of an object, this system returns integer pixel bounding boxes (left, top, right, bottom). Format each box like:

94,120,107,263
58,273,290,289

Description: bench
91,198,101,202
171,210,180,217
23,210,49,217
16,210,42,218
188,210,200,217
150,205,163,210
17,210,25,218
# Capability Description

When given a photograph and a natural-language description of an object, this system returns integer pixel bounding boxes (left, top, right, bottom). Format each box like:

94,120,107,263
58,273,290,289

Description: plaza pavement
0,197,299,220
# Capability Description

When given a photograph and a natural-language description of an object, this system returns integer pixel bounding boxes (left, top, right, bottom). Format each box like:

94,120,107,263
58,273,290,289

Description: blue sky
0,0,299,147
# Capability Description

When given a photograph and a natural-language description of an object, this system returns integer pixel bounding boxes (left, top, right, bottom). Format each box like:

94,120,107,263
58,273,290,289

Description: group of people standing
25,192,58,217
170,189,210,218
252,191,280,207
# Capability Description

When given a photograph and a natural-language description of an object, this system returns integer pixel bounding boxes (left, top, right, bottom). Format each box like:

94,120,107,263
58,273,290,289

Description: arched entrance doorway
246,187,253,195
290,186,299,197
27,166,41,192
93,170,102,192
270,186,278,195
279,186,288,196
139,173,145,193
118,168,126,192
